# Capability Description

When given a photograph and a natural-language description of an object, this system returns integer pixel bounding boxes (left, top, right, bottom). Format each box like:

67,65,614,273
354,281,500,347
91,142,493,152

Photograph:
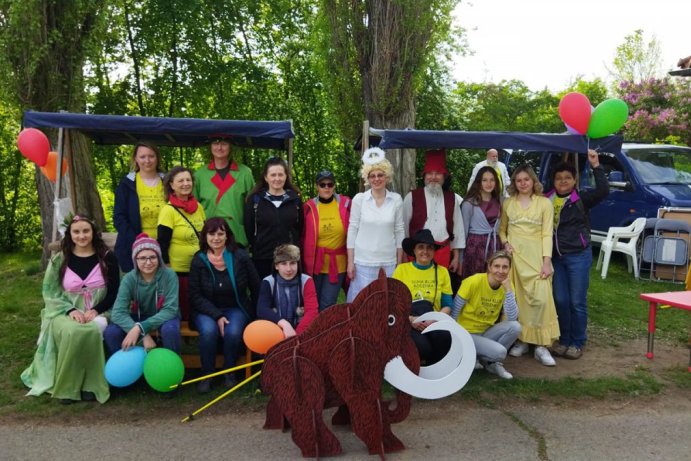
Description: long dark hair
199,217,238,253
163,165,194,202
59,214,110,283
466,166,501,204
247,157,301,201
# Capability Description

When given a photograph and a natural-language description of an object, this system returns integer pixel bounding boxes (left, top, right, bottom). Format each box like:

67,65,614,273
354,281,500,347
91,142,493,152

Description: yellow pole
181,370,262,423
170,359,264,389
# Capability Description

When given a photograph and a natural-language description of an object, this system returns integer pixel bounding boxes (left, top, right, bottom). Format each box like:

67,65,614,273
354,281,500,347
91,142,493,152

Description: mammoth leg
263,397,289,431
275,356,342,458
329,338,403,458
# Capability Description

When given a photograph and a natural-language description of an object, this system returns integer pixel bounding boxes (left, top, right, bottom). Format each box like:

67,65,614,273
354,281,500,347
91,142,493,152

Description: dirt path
2,339,690,460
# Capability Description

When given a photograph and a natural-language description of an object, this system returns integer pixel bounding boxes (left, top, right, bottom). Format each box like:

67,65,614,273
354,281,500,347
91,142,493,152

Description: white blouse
347,189,404,266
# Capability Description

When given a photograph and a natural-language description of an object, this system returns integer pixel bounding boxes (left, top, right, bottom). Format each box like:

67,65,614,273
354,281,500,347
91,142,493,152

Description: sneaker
474,360,484,370
564,346,583,360
196,379,212,394
485,362,513,379
534,346,556,366
551,343,568,357
509,341,529,357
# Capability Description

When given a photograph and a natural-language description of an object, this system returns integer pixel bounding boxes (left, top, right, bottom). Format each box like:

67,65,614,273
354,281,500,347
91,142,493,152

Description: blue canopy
22,111,295,150
371,128,623,153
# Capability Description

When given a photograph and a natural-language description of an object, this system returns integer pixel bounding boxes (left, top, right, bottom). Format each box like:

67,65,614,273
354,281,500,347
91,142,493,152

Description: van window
626,148,691,185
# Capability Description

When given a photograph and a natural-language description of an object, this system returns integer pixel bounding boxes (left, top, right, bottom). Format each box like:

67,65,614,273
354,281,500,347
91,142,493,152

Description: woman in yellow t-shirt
113,142,165,272
158,166,206,320
393,229,453,365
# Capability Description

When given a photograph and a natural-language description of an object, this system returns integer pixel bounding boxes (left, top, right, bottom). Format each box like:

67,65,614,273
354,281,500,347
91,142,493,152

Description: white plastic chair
596,217,647,279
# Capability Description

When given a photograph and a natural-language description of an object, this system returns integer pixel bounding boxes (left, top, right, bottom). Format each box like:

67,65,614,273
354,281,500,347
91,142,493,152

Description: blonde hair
361,159,394,186
506,164,543,196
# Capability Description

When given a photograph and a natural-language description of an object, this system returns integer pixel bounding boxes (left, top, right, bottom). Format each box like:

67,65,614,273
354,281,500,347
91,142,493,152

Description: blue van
502,143,691,243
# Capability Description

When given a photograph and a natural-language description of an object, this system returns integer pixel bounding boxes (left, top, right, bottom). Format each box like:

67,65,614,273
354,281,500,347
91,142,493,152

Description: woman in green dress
21,215,120,404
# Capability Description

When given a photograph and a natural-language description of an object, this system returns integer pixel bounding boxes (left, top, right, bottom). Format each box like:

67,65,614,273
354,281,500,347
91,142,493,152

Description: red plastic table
639,290,691,372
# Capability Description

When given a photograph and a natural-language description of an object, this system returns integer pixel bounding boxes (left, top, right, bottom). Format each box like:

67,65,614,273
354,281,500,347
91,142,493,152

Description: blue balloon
105,346,147,387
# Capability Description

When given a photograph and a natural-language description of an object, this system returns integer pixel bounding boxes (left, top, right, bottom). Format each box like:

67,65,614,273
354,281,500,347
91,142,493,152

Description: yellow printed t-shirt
317,200,347,273
456,273,505,333
552,195,566,228
392,262,452,311
136,173,165,238
157,204,205,272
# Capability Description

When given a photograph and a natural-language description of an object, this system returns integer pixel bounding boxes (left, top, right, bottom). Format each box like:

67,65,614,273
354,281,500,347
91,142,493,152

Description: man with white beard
402,149,465,275
467,148,511,197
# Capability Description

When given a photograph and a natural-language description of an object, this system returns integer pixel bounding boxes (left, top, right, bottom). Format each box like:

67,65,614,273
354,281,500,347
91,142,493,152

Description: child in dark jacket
544,149,609,360
257,244,318,338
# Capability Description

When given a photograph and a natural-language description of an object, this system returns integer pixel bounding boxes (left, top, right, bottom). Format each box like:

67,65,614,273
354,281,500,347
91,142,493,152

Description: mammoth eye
387,314,396,326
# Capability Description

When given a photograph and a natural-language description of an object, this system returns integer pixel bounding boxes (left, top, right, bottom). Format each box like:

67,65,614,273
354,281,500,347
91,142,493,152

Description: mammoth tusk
383,313,476,400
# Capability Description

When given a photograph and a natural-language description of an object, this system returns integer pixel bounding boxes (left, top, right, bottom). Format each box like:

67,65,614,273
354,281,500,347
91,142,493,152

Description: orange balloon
40,151,68,182
243,320,285,354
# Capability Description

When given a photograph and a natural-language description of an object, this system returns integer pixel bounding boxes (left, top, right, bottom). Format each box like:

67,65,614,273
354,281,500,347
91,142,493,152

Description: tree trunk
368,110,417,195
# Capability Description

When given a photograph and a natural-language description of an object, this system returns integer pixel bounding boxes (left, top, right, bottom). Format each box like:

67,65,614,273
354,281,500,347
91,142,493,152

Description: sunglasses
368,173,386,179
318,182,334,189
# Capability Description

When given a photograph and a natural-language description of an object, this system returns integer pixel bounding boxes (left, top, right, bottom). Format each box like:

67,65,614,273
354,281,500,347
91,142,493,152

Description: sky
452,0,690,91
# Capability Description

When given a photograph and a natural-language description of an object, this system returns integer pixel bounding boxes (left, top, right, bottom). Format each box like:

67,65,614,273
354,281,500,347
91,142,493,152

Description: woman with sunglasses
302,170,351,311
346,148,405,302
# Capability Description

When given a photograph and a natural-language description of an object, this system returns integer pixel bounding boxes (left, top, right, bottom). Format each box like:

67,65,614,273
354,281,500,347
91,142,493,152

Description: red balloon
17,128,50,166
243,320,285,354
558,92,592,135
40,151,68,182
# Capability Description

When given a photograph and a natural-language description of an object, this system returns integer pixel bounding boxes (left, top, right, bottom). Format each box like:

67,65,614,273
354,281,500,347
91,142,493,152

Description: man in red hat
402,149,465,274
467,148,511,197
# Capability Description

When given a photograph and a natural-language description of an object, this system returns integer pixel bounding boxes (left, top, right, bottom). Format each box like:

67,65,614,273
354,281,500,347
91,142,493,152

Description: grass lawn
0,249,688,419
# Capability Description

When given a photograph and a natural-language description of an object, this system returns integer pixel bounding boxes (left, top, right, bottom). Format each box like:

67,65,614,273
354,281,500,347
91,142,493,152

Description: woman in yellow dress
499,164,559,366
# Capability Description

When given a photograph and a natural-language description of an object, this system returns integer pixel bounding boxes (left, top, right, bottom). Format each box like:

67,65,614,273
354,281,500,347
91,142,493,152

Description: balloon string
181,370,262,423
170,359,265,389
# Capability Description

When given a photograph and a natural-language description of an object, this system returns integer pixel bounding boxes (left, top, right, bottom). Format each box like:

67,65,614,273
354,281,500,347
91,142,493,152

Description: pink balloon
17,128,50,166
558,92,592,136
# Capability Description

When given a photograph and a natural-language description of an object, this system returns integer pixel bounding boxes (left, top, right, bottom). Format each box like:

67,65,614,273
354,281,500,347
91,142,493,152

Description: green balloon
143,348,185,392
587,98,629,139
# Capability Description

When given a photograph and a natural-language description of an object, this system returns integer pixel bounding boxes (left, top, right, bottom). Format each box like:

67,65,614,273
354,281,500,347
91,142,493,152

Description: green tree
316,0,462,193
608,29,662,84
0,0,107,262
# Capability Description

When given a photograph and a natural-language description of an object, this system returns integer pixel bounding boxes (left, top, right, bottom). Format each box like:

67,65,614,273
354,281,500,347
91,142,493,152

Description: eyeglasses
368,173,386,179
318,182,334,189
136,256,158,263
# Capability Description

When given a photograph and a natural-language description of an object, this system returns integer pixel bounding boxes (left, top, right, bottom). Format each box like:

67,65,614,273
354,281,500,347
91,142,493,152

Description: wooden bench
179,321,253,378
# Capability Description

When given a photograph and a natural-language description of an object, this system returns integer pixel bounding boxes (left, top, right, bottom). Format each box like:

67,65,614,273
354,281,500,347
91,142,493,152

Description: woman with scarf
22,214,119,404
189,217,261,393
157,166,206,320
257,244,318,338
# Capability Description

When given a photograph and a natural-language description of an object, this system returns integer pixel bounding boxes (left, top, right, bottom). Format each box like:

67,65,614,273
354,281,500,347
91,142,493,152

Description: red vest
408,188,456,242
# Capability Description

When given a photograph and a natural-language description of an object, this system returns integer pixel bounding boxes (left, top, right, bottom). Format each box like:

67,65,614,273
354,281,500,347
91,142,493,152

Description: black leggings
410,329,451,365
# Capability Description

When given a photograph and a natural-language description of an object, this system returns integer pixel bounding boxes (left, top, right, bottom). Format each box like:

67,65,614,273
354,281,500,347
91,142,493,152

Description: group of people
21,139,609,403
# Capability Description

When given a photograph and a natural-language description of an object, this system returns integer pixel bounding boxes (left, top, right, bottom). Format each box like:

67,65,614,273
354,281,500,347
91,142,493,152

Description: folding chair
650,219,691,283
